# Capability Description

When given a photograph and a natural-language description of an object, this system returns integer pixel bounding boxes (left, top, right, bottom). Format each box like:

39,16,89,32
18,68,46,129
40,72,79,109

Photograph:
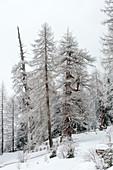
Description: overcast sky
0,0,105,95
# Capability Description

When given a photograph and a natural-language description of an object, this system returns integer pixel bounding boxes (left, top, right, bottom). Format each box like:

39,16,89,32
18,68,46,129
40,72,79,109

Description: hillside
0,127,113,170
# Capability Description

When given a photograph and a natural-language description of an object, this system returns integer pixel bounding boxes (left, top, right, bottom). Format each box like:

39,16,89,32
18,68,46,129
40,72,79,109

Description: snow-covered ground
0,127,113,170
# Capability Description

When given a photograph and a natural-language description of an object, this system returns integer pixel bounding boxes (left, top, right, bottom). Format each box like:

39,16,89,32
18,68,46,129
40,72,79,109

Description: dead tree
17,26,28,94
17,27,33,150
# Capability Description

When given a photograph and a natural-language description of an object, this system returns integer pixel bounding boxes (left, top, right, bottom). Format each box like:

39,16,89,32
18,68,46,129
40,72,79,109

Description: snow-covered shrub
103,148,113,169
58,138,76,159
50,150,57,158
66,149,74,158
85,149,104,170
17,152,28,163
102,126,113,169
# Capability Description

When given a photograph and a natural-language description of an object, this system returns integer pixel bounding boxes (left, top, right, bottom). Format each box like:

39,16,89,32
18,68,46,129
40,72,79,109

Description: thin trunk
44,26,53,148
1,84,4,154
12,99,15,152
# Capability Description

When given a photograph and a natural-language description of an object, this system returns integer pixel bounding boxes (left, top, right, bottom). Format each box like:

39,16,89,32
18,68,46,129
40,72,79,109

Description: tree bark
44,25,53,148
62,52,73,140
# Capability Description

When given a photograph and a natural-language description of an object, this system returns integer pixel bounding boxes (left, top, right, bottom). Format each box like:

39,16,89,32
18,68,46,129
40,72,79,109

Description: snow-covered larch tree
30,23,56,148
101,0,113,124
57,30,95,140
88,70,108,129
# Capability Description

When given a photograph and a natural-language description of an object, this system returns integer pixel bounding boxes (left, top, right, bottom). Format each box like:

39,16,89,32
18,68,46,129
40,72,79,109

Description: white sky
0,0,105,95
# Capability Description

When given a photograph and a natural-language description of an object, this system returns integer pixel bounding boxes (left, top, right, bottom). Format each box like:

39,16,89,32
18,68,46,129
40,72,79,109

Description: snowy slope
0,127,112,170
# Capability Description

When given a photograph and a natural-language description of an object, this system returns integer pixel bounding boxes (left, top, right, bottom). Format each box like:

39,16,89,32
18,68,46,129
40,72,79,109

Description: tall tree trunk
44,26,53,148
62,53,73,141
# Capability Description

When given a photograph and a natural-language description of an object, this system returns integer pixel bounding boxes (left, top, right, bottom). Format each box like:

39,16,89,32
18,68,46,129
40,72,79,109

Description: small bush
58,138,77,159
84,149,104,170
103,148,113,169
50,150,56,158
17,152,28,163
67,149,74,158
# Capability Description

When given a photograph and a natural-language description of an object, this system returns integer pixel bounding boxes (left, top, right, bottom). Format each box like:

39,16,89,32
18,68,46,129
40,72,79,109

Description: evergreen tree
88,71,108,129
4,96,16,152
101,0,113,124
16,122,28,150
30,23,56,148
58,30,95,140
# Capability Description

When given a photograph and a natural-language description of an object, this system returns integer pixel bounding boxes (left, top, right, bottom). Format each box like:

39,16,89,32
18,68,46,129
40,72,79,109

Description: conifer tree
30,23,56,148
101,0,113,123
5,96,16,152
58,30,95,140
